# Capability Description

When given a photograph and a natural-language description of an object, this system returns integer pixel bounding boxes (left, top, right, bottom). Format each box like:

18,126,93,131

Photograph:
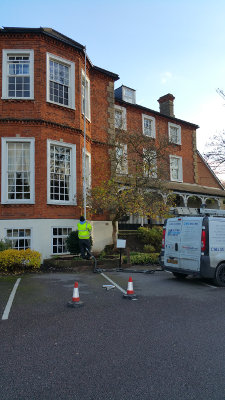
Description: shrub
137,227,163,252
123,252,159,265
66,230,93,255
0,239,11,252
143,244,156,253
0,249,41,273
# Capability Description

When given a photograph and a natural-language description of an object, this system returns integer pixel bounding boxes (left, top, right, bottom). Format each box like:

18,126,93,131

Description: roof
0,27,119,80
115,98,199,129
165,181,225,197
197,150,224,190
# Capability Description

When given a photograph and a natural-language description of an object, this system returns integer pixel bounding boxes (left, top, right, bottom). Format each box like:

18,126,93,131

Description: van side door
164,218,182,269
180,218,203,271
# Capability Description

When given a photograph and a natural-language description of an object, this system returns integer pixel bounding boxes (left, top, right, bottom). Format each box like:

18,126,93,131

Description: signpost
117,239,126,270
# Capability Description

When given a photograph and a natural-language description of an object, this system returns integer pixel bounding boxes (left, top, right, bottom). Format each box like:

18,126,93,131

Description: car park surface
1,270,225,400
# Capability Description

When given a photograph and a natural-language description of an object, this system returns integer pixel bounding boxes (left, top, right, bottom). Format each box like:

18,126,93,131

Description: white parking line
201,282,218,289
2,278,21,320
101,273,126,294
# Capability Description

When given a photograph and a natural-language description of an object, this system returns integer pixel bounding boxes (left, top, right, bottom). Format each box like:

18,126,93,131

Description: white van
160,208,225,286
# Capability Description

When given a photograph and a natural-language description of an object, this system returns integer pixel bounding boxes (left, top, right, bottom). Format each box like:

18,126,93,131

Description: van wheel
214,264,225,287
172,272,188,279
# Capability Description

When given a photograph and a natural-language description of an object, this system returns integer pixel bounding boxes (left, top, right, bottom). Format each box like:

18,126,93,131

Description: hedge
123,252,160,265
0,249,41,273
137,227,163,253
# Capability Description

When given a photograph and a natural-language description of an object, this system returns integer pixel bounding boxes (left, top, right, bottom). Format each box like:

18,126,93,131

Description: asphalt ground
1,270,225,400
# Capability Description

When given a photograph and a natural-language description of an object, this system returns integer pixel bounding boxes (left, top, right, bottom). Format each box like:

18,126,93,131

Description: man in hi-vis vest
77,216,92,259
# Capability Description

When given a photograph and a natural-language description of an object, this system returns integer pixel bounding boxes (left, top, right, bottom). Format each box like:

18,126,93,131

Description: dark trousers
79,238,91,259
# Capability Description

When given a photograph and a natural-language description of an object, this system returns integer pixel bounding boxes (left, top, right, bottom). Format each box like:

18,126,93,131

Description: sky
1,0,225,154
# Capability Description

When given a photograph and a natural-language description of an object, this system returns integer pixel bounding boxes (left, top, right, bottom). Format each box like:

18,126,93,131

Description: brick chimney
158,93,175,117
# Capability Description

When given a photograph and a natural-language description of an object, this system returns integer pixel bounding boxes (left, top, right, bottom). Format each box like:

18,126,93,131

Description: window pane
7,142,31,200
50,145,71,202
49,60,70,106
52,227,71,254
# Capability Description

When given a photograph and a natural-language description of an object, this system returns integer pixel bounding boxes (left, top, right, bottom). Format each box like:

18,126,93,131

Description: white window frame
5,227,32,250
115,105,127,130
1,137,35,204
47,140,76,205
116,143,128,175
170,155,183,182
168,122,181,145
143,149,157,178
46,53,75,109
81,69,91,121
142,114,156,138
82,149,91,190
2,49,34,100
51,226,73,255
122,87,136,104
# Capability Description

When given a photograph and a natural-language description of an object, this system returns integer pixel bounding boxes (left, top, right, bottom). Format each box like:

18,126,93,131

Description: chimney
158,93,175,117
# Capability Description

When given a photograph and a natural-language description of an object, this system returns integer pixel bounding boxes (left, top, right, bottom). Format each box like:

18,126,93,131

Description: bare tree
203,132,225,175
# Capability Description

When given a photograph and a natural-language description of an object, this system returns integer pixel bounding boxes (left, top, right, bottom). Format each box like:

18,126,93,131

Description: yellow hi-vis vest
77,222,92,239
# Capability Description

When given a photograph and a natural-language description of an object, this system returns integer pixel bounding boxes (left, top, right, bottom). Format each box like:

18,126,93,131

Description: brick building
114,86,225,228
0,27,119,258
0,27,224,258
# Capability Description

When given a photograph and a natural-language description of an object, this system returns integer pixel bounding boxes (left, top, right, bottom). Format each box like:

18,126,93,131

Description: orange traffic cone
123,276,137,299
67,281,84,307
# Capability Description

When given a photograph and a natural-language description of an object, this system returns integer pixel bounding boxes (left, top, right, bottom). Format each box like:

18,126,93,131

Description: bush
0,249,41,273
0,239,11,251
143,244,156,253
66,230,93,255
137,227,163,252
123,252,159,265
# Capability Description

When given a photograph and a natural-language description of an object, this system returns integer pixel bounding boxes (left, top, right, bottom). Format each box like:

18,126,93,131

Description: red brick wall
197,153,222,189
117,101,196,183
0,32,114,221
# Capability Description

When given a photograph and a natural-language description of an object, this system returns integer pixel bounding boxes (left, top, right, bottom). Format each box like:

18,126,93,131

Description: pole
83,46,87,219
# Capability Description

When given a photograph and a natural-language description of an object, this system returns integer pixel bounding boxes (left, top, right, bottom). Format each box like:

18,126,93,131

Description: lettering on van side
168,229,181,236
210,247,225,252
183,222,199,226
182,246,199,251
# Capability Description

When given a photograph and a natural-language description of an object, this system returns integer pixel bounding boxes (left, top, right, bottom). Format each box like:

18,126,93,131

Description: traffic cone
123,276,137,299
67,281,84,307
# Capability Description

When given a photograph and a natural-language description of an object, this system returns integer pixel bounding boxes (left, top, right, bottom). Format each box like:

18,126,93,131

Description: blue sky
1,0,225,152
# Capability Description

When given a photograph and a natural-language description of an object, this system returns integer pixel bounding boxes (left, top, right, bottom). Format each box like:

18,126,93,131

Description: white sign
117,239,126,248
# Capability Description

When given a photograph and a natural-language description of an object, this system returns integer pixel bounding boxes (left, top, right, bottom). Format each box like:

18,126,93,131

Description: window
81,70,91,120
83,150,91,190
115,105,127,130
122,87,136,104
168,123,181,145
170,155,183,182
143,149,157,178
52,227,72,254
6,229,31,250
47,140,76,205
46,53,75,109
1,138,35,204
116,144,128,174
142,114,156,138
2,49,34,99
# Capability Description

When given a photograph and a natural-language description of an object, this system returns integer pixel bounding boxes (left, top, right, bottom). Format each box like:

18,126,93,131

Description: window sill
1,98,35,102
1,202,35,206
169,141,182,146
47,201,77,206
81,113,91,123
46,100,75,111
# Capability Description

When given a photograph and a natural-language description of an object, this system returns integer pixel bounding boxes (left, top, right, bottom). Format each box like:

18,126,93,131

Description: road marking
2,278,21,320
201,282,217,289
101,273,126,294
